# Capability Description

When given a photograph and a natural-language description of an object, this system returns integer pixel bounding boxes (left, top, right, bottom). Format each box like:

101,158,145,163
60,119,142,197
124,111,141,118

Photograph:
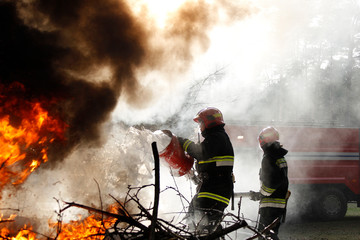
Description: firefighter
177,107,234,236
250,126,289,240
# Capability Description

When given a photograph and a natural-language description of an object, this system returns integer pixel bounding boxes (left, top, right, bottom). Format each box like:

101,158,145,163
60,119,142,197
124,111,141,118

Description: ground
278,203,360,240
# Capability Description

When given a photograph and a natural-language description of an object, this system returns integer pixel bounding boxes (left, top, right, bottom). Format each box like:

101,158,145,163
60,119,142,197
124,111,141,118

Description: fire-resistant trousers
186,193,227,235
258,207,285,240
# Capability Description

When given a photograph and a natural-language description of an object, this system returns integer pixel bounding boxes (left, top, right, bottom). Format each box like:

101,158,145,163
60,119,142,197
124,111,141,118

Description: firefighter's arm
250,175,273,201
260,158,287,196
177,137,203,160
276,157,288,178
260,181,277,196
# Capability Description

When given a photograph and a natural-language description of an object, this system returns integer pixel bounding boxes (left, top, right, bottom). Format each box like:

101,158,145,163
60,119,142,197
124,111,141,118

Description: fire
11,226,37,240
0,82,121,239
53,214,117,239
0,82,68,190
48,204,119,240
0,215,38,240
0,210,118,240
1,224,37,240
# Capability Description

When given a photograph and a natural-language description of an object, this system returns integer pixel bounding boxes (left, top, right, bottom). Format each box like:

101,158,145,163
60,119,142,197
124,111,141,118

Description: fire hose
234,191,253,198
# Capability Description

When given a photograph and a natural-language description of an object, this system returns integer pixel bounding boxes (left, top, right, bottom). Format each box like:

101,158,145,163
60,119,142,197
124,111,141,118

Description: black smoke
0,0,253,167
0,0,152,165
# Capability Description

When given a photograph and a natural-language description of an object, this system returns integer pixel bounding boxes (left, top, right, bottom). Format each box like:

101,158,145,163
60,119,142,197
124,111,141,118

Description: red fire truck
226,124,360,220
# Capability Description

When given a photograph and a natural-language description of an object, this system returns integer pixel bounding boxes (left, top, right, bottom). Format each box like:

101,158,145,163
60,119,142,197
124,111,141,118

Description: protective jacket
259,142,289,209
178,124,234,209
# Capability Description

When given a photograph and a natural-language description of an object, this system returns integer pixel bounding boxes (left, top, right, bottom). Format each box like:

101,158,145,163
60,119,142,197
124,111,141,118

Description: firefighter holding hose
177,107,234,236
250,126,289,240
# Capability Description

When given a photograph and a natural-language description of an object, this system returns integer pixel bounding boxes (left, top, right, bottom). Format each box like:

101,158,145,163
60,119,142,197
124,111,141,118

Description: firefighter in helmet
177,107,234,236
250,126,289,240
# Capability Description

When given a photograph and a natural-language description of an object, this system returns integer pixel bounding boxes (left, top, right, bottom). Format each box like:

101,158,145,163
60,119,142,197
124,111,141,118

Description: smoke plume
0,0,259,236
0,0,253,167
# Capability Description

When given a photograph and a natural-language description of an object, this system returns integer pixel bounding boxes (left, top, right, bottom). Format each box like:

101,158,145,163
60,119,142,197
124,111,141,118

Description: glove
249,191,262,201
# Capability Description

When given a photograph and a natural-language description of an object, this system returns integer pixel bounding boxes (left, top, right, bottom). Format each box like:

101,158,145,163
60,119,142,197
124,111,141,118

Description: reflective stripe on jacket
260,182,276,196
260,197,286,208
198,192,230,205
276,157,287,169
198,155,234,167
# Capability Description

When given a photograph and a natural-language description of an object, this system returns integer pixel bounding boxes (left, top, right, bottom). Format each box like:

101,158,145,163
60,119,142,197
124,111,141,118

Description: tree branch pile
0,142,276,239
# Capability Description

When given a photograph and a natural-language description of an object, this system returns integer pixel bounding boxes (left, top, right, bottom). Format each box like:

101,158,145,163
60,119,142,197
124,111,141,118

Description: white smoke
0,124,182,232
112,0,360,236
2,0,358,238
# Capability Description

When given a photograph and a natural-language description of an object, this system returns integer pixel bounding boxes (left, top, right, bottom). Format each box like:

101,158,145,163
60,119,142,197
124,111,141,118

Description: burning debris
0,127,275,239
25,144,264,240
0,82,67,191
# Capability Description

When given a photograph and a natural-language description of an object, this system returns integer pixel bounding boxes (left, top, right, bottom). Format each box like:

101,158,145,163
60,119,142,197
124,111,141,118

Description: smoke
0,0,256,234
0,0,254,162
2,0,358,237
1,123,162,232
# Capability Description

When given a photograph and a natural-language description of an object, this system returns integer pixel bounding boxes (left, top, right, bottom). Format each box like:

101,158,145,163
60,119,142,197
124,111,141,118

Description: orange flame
1,224,37,240
0,215,38,240
1,213,116,240
0,83,123,239
0,82,68,190
54,214,117,239
1,199,122,239
49,204,119,240
11,225,37,240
